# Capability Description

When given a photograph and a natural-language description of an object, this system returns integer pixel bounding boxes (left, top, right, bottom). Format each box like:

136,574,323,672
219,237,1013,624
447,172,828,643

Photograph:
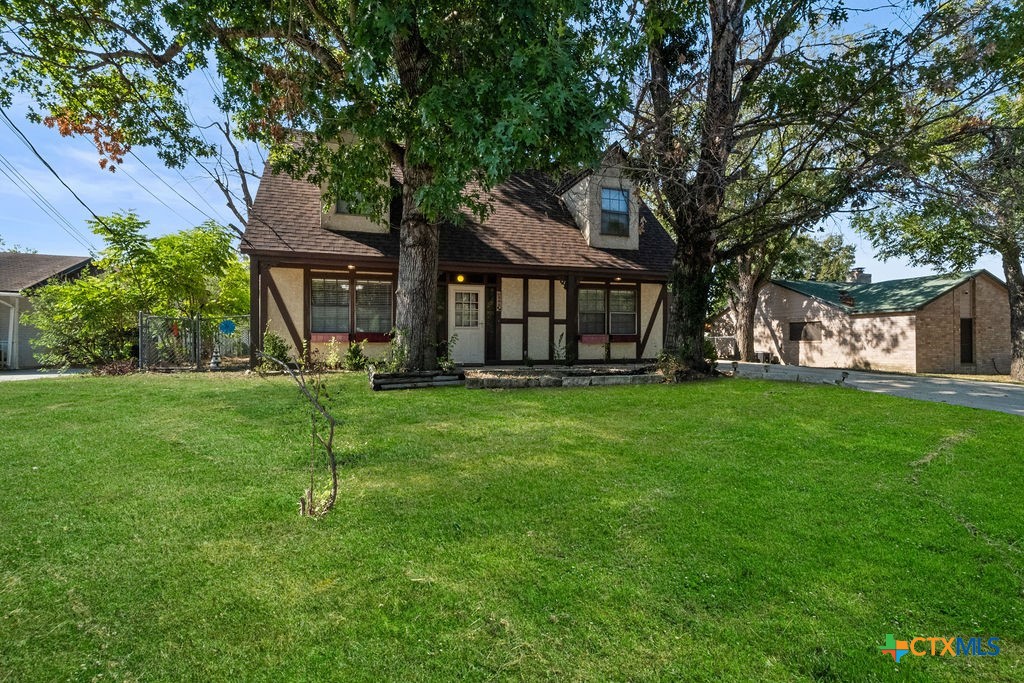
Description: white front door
448,285,485,365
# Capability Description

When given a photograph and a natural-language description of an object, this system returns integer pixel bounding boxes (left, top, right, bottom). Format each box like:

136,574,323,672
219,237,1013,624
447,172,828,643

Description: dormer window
600,188,629,236
335,192,364,215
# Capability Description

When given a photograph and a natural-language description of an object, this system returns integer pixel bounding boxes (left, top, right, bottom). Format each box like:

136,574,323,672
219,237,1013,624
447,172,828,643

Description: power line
0,152,96,253
116,162,193,224
126,149,227,223
0,108,113,249
63,9,292,251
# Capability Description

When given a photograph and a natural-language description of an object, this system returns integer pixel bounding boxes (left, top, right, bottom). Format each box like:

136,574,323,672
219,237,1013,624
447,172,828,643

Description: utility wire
0,153,96,253
0,108,112,250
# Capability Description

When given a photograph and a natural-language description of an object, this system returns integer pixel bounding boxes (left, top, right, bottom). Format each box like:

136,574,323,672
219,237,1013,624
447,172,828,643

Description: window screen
355,280,392,333
600,188,629,236
578,289,606,334
311,278,350,333
609,289,637,335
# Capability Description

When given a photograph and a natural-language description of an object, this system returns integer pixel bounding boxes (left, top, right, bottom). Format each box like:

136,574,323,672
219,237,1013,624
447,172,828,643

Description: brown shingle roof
242,167,675,277
0,252,91,293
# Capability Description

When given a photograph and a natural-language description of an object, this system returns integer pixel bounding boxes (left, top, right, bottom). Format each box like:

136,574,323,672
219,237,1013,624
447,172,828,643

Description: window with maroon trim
311,276,393,335
578,286,637,336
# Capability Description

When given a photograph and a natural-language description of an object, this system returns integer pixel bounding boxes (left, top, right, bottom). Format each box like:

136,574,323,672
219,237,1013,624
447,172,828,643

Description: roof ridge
771,269,995,314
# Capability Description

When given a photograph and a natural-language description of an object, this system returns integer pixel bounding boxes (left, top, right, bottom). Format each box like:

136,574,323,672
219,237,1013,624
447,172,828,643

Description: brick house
0,252,92,369
712,270,1011,374
241,155,674,366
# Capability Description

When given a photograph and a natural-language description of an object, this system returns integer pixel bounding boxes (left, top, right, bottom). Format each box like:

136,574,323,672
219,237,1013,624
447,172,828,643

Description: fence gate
139,313,251,371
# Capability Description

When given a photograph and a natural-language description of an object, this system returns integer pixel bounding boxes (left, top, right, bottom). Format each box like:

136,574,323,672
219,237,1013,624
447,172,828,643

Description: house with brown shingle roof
0,252,92,369
241,156,674,365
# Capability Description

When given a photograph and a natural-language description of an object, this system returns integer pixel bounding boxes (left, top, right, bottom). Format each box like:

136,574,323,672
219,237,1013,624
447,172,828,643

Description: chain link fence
139,313,250,371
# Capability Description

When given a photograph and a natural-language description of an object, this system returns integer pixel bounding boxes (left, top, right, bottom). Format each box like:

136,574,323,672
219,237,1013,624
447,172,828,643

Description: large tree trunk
389,25,440,371
734,266,759,361
394,164,439,371
668,235,716,375
1001,245,1024,381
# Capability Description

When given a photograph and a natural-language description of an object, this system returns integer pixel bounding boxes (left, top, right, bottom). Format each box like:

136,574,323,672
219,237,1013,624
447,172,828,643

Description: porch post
249,256,260,369
1,296,15,369
9,296,19,370
565,274,578,363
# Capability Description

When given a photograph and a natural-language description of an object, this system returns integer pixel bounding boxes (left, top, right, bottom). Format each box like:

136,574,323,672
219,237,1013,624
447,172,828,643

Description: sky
0,7,1007,283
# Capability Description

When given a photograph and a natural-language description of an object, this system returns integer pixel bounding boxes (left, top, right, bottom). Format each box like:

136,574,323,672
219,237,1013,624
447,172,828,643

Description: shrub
437,334,458,373
259,328,292,371
323,337,344,370
343,340,369,371
377,328,409,373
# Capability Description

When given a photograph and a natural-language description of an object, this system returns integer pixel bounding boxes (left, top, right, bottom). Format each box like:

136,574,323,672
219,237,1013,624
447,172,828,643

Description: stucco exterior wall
750,284,918,372
554,281,567,319
527,279,549,314
500,277,524,362
561,176,590,238
526,278,552,360
578,341,604,361
582,166,640,251
265,266,306,356
527,318,549,361
639,283,664,358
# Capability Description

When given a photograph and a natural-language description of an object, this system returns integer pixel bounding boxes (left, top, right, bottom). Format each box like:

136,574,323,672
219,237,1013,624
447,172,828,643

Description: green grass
1,374,1022,681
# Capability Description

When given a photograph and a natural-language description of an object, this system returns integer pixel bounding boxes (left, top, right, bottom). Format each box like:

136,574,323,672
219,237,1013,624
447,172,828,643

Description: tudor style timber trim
249,254,260,368
266,271,304,353
639,283,666,358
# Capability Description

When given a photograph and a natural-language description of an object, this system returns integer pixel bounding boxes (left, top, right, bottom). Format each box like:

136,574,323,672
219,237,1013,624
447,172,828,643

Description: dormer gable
318,132,391,235
558,147,641,251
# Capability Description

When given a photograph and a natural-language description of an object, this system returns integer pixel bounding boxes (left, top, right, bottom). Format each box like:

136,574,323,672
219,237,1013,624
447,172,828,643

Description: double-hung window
600,188,629,236
311,278,351,333
578,287,637,336
609,289,637,335
578,289,606,334
311,276,393,335
354,280,392,333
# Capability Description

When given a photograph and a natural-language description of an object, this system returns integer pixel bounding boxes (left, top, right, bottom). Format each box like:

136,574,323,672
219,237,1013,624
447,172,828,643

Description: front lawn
1,374,1021,681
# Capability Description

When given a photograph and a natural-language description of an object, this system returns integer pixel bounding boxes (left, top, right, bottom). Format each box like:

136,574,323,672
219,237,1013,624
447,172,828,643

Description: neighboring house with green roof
712,269,1011,374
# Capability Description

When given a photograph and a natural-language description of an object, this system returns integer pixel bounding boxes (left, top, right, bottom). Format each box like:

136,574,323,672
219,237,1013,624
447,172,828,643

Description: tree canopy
1,0,621,368
615,0,1007,371
23,214,247,366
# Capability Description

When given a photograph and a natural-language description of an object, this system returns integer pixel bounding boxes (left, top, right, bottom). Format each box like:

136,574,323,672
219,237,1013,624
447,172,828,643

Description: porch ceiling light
456,274,465,283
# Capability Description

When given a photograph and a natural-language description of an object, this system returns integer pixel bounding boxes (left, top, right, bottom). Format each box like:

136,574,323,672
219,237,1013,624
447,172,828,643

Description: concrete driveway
725,361,1024,417
0,368,88,382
